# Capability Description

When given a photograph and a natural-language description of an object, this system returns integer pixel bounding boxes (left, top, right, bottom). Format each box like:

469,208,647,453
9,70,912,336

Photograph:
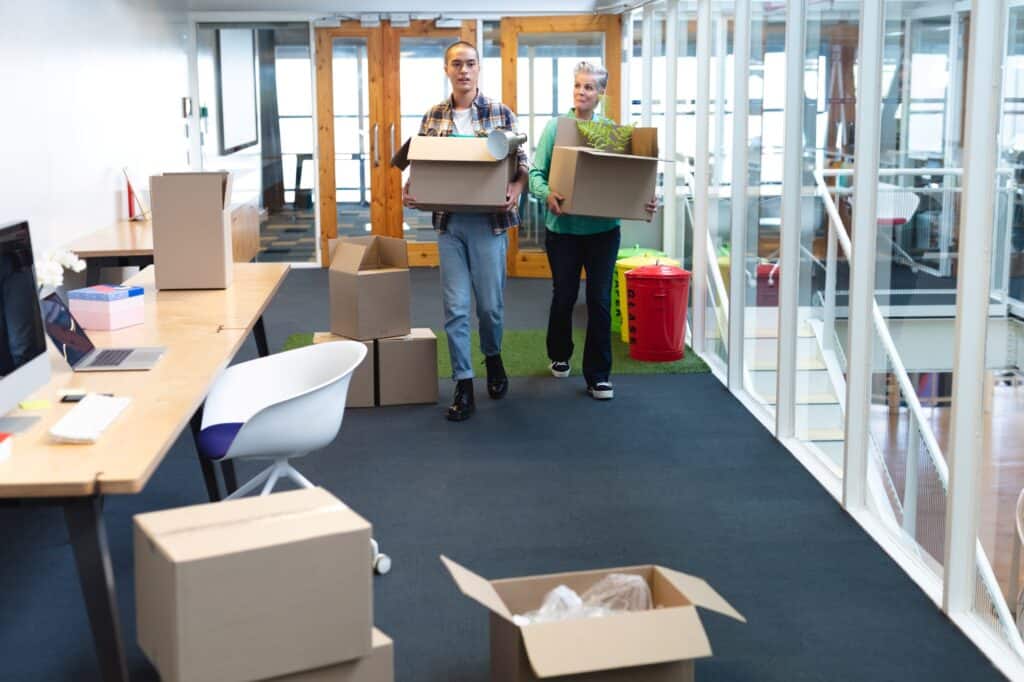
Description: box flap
330,236,408,272
520,606,712,677
408,136,497,163
655,567,746,623
571,147,660,162
376,235,409,268
629,128,659,158
440,556,512,621
554,117,585,148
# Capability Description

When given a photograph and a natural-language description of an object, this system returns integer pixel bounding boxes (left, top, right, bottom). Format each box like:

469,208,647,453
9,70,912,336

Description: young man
403,41,529,422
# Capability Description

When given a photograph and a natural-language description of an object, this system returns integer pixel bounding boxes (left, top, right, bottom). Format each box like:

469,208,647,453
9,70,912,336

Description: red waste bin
756,263,779,306
626,264,691,362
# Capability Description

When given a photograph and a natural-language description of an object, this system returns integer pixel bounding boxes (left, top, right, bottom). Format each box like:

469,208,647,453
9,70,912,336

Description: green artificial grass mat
282,329,709,378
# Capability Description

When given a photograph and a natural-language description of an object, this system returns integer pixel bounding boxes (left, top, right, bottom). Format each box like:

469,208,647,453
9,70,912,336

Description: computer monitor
0,221,50,416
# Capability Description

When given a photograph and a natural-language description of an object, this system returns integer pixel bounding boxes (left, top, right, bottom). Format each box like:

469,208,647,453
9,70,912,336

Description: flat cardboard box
329,236,411,341
135,488,373,682
377,328,439,406
548,118,659,221
150,171,234,289
267,628,394,682
314,332,375,408
397,136,517,213
442,556,745,682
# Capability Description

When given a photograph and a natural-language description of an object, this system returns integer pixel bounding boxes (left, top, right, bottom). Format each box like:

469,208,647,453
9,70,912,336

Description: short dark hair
444,40,479,65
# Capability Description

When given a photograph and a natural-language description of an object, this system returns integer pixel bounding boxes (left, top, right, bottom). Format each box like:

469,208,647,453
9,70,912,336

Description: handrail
813,169,1024,656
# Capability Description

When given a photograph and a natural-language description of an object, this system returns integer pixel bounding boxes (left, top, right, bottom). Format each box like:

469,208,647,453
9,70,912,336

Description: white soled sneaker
587,381,614,400
550,360,570,378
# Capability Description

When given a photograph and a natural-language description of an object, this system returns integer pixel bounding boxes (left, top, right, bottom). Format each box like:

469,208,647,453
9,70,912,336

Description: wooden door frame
499,15,623,278
384,20,476,267
315,24,386,266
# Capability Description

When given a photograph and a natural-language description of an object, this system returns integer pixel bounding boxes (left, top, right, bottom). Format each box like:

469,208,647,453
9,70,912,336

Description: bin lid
617,255,680,270
626,264,691,280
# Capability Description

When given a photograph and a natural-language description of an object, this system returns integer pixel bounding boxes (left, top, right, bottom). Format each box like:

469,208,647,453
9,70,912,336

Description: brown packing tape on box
441,556,744,682
135,489,374,682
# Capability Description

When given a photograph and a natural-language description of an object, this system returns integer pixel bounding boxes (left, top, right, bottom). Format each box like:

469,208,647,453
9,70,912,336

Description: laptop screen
40,294,95,367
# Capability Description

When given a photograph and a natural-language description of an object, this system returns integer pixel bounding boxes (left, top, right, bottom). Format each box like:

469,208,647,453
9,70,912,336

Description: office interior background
4,0,1024,678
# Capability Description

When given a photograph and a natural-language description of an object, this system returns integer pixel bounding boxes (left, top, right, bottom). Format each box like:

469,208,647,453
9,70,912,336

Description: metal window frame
664,0,679,257
727,0,750,393
691,0,711,355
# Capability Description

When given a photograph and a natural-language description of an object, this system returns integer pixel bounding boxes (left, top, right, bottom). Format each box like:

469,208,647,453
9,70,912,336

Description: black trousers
545,227,621,386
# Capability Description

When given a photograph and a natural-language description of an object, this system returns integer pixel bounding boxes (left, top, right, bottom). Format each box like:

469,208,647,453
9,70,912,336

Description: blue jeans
545,227,621,386
438,214,508,381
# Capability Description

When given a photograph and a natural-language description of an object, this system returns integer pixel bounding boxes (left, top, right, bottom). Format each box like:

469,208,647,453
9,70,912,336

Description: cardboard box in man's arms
392,136,518,213
549,118,659,221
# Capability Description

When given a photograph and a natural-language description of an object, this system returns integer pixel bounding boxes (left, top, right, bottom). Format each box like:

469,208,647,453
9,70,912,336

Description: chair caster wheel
374,553,392,575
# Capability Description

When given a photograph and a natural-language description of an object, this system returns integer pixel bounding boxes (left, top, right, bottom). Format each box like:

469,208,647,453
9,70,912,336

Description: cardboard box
329,236,411,341
135,488,373,682
377,328,439,406
150,171,234,290
313,333,375,408
548,118,659,221
267,628,394,682
442,556,745,682
395,136,517,213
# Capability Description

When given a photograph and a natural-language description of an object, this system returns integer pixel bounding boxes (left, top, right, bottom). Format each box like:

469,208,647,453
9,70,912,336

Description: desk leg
254,316,270,358
63,496,129,682
190,406,221,503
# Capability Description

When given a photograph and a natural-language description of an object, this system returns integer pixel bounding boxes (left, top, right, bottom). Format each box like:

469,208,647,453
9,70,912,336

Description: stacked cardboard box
326,236,438,407
134,488,393,682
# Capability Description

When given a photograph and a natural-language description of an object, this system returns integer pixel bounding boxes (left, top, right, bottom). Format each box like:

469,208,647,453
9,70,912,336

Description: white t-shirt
452,108,474,136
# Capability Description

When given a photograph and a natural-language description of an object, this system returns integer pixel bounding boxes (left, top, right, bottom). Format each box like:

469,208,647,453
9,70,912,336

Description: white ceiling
186,0,607,15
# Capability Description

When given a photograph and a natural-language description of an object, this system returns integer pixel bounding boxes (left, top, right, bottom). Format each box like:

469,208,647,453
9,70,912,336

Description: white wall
0,0,189,253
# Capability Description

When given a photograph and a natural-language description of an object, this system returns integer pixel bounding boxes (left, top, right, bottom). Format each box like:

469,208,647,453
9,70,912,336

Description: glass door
500,15,623,277
315,25,386,265
384,21,476,265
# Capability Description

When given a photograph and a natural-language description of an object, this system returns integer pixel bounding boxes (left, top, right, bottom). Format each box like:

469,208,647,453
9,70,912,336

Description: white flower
35,249,85,289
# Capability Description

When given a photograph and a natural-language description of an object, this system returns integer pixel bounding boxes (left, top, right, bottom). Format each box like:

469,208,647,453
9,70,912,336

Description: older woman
529,62,657,400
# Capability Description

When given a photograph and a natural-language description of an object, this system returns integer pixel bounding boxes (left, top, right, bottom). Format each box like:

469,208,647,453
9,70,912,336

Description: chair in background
193,340,391,574
876,182,922,272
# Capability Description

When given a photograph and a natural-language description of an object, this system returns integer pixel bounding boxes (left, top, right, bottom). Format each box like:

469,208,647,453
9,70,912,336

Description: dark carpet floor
0,268,1007,681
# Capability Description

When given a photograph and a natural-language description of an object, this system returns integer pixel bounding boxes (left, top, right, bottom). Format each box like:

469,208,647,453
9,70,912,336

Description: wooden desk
0,262,289,681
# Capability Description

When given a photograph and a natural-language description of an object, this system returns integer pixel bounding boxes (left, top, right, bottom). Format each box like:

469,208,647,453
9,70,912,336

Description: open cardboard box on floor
442,556,745,682
135,488,373,682
329,236,411,341
392,136,519,213
548,118,659,221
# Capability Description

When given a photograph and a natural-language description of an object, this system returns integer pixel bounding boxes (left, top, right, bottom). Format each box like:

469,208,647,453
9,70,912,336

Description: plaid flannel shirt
418,91,529,234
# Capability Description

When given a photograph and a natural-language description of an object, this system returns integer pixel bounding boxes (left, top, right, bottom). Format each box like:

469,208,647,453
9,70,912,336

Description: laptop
39,293,165,371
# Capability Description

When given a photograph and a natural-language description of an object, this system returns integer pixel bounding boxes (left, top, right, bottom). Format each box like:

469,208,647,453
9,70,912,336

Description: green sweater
529,111,621,236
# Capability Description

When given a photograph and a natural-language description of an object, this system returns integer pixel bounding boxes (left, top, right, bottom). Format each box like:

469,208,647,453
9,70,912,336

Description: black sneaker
550,360,570,378
587,382,614,400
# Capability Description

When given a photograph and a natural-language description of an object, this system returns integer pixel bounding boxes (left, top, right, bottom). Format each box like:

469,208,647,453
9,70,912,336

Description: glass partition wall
675,0,1024,676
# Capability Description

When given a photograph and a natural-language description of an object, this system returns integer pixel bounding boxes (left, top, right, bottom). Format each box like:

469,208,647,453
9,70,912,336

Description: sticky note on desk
18,399,51,411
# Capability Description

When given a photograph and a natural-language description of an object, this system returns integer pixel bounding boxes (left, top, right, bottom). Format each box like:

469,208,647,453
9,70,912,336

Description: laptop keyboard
90,349,133,367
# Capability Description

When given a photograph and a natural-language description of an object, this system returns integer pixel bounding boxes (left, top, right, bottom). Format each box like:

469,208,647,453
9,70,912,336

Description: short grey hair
574,61,608,91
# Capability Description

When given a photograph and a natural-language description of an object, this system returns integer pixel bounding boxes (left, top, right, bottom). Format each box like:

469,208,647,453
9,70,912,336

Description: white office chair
195,340,391,574
876,183,922,271
1011,489,1024,631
